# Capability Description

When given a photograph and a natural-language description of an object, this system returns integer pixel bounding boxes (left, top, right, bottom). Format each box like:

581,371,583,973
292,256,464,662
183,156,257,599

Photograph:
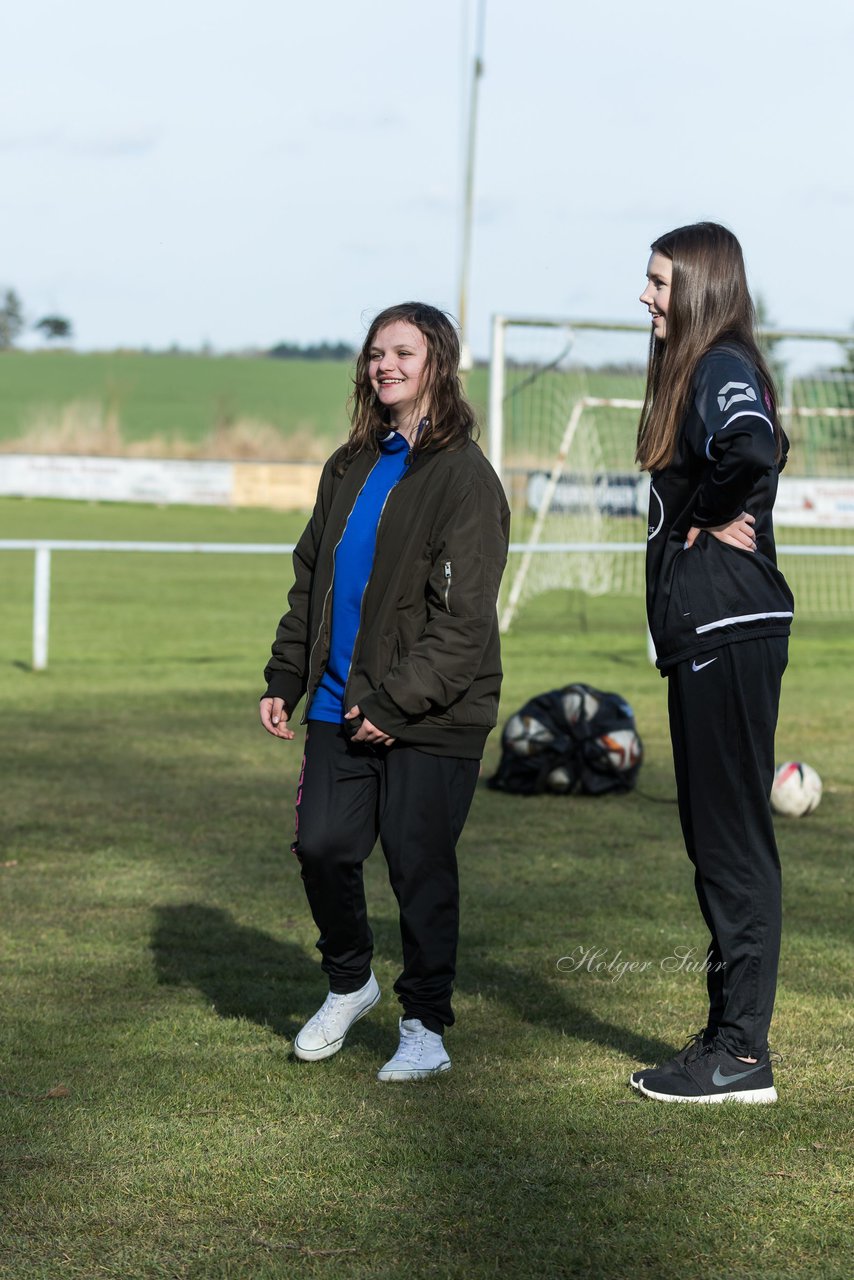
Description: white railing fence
2,540,295,671
3,539,852,672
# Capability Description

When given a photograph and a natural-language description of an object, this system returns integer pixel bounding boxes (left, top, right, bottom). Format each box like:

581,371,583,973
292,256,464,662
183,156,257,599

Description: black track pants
291,722,480,1033
667,636,788,1057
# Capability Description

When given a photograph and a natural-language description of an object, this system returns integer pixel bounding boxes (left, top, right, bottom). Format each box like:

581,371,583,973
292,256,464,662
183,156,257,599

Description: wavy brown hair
346,302,478,459
636,222,782,472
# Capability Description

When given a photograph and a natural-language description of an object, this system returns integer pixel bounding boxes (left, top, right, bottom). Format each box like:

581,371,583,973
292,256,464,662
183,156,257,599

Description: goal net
489,317,854,630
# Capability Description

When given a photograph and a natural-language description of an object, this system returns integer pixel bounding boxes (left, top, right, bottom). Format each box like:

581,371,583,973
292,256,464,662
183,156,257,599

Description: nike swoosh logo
712,1063,766,1086
692,658,718,672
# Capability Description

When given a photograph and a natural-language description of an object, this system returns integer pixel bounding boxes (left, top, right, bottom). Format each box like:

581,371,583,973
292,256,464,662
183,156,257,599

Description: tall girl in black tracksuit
631,223,793,1104
259,303,509,1083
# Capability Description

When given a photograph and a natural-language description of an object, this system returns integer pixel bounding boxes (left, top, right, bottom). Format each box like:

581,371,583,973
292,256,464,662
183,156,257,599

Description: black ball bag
488,682,643,797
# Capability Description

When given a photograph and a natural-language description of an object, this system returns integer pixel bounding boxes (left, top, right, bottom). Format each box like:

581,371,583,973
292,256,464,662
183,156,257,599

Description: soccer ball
546,764,575,794
561,685,600,726
771,762,822,816
503,712,555,757
596,728,642,772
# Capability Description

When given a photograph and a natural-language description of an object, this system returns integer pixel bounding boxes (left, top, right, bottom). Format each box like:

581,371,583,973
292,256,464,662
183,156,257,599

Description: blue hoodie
309,429,411,723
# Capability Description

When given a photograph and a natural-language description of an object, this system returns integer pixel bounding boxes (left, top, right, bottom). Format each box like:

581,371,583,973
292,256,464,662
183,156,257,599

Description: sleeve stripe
705,408,775,459
720,409,775,435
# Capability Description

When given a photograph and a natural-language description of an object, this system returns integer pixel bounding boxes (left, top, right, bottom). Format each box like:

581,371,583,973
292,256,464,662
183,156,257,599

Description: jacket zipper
342,478,402,708
443,560,452,613
301,457,382,724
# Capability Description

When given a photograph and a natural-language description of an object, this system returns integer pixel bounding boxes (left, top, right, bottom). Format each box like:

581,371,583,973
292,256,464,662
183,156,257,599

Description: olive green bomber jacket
263,439,510,759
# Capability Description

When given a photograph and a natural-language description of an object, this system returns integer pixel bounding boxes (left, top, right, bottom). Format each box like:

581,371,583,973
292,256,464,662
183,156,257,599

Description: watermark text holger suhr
556,945,726,983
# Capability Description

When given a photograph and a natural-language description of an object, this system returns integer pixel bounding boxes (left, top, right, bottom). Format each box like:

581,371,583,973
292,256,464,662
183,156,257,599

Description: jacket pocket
673,548,692,617
680,537,793,636
420,674,499,729
381,631,401,673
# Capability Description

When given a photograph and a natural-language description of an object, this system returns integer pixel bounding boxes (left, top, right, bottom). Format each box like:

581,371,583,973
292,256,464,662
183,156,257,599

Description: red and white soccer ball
596,728,642,772
771,761,822,816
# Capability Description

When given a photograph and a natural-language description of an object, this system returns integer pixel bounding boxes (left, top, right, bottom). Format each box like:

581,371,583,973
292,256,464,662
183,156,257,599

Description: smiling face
640,251,672,340
368,320,430,438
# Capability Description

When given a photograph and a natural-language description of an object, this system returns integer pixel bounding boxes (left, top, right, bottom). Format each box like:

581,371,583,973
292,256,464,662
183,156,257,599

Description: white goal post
487,315,854,631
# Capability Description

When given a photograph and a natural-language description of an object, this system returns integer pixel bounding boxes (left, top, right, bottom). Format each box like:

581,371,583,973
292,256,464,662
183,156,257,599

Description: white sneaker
376,1018,451,1082
293,973,380,1061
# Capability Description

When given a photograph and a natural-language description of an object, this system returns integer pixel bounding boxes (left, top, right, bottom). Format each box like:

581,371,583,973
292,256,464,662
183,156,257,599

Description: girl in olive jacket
260,302,509,1082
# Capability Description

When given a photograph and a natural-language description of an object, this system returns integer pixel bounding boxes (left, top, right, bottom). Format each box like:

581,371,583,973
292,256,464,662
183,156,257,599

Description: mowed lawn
0,351,353,446
1,498,852,1280
0,352,490,451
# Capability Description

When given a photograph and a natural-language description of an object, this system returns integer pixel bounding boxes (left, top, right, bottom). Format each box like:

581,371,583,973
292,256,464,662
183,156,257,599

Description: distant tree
0,288,25,349
833,324,854,375
755,294,786,388
35,314,73,342
595,362,647,377
267,340,355,361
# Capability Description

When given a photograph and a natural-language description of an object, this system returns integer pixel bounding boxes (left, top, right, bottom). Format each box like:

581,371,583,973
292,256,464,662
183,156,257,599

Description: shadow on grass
464,952,674,1066
151,903,674,1069
151,903,320,1042
369,915,676,1068
151,903,396,1058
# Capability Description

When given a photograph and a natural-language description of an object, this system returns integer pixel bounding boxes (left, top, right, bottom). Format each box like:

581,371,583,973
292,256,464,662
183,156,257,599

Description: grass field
1,497,853,1280
1,348,850,483
0,352,490,457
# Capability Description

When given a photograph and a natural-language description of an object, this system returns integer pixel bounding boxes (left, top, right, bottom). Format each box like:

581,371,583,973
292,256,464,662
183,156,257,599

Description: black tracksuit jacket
646,342,794,671
264,437,510,759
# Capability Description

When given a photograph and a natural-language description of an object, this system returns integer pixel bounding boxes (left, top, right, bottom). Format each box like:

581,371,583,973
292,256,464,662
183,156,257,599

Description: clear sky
3,0,853,362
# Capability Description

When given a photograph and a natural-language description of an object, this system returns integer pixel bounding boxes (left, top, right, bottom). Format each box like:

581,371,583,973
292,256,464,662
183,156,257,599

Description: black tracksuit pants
291,722,480,1034
667,635,788,1058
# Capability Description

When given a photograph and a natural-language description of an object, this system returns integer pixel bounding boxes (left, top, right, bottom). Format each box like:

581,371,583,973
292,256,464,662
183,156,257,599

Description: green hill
0,351,490,457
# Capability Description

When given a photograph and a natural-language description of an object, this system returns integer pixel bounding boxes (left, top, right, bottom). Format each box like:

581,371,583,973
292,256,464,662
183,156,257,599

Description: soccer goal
489,316,854,631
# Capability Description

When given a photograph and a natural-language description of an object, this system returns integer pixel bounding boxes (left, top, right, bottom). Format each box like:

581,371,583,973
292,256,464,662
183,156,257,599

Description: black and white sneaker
638,1040,778,1104
629,1028,712,1091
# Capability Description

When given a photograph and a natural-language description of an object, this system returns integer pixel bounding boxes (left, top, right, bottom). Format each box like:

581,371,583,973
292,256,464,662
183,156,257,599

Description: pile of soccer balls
498,684,642,796
770,761,823,817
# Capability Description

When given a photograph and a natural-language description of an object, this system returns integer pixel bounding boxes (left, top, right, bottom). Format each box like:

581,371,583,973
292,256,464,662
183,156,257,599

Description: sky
3,0,854,365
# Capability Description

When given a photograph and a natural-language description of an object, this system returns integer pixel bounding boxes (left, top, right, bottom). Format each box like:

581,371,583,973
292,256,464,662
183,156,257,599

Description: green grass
0,351,350,445
1,349,851,472
0,352,490,451
1,498,852,1280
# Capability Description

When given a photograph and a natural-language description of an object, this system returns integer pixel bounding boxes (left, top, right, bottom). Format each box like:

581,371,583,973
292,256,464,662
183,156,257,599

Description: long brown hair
635,222,782,472
347,302,478,459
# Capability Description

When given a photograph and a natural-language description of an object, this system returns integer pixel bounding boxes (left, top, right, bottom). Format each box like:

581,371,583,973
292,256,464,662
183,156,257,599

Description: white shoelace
310,991,350,1032
394,1025,427,1063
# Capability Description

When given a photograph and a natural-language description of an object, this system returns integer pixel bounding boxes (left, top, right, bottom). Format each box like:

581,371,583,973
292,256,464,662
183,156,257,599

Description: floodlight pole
457,0,486,374
487,313,506,483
